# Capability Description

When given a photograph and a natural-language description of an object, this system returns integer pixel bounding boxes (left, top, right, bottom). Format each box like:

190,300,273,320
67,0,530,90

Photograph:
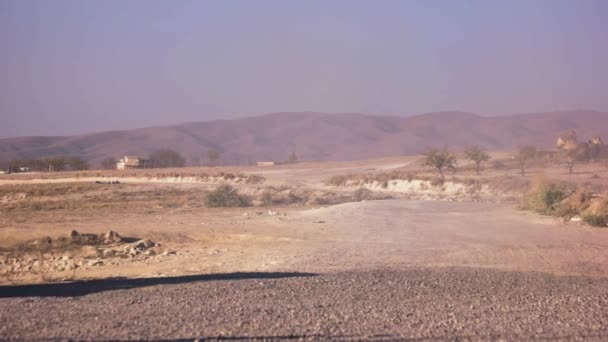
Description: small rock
101,249,117,258
87,259,103,267
81,246,100,258
131,239,155,250
101,230,123,244
570,216,582,222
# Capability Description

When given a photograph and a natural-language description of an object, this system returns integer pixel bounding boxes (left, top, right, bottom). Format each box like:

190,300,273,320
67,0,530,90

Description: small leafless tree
100,157,117,170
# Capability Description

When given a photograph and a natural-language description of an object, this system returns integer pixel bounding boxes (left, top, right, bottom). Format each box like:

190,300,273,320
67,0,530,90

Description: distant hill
1,110,607,168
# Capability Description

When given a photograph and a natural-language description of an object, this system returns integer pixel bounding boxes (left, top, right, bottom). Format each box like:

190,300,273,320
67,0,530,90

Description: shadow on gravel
0,272,318,298
123,334,398,341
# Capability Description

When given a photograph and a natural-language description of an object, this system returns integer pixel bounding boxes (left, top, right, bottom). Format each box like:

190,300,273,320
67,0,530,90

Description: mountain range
1,110,607,167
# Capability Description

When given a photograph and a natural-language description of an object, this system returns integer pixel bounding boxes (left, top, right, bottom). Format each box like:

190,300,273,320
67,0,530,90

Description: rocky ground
1,268,608,341
0,230,177,282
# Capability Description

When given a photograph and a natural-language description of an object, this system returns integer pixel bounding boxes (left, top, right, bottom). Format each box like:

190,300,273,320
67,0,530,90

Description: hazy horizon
2,0,607,138
2,109,607,139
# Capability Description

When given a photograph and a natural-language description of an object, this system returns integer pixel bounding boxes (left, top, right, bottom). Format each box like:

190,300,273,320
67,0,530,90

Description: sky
1,0,607,138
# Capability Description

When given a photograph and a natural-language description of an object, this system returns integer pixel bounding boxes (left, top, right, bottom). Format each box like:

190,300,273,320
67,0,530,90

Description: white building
116,155,141,170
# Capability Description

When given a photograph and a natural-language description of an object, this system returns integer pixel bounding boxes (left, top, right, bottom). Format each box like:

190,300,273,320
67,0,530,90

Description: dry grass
517,177,608,227
0,167,266,184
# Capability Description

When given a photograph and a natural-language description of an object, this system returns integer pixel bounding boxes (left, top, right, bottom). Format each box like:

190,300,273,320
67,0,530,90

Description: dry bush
352,188,373,201
204,184,251,208
245,174,265,184
326,171,422,188
554,190,592,218
429,177,444,187
327,175,351,186
582,213,608,227
521,178,570,215
256,186,308,206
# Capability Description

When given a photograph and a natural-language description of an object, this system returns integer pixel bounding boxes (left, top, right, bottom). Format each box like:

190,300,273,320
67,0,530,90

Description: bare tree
515,146,537,176
565,147,590,175
66,157,89,171
423,148,457,179
149,149,186,168
100,157,117,170
464,146,491,175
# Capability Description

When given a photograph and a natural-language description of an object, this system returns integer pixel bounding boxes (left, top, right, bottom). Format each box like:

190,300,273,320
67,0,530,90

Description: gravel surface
2,267,608,341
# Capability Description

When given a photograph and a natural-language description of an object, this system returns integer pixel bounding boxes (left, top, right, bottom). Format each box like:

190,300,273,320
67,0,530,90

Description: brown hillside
1,110,607,167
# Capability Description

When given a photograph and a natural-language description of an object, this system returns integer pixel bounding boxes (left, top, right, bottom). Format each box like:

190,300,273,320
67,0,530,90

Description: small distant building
257,161,275,167
117,155,143,170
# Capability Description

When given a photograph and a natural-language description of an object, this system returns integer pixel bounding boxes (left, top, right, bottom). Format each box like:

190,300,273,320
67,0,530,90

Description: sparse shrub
521,179,569,215
327,175,350,186
554,190,591,218
405,172,416,182
353,188,373,202
582,214,608,227
245,174,265,184
429,177,444,187
286,192,304,204
222,173,236,180
204,184,251,208
260,191,275,206
29,201,44,211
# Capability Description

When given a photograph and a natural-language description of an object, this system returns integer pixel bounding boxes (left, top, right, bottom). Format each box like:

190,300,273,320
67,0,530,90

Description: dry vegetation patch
520,177,608,227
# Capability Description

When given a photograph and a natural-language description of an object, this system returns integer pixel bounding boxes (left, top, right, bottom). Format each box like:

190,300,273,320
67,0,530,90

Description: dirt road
291,200,608,276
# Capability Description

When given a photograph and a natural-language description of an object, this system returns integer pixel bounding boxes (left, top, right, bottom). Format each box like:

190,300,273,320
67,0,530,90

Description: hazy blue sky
1,0,607,137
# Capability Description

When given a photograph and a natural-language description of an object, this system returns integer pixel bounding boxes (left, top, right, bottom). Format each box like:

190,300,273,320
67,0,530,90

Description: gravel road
2,267,608,341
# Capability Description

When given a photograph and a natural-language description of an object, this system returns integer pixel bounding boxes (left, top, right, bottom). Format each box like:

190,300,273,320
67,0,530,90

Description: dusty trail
289,199,608,276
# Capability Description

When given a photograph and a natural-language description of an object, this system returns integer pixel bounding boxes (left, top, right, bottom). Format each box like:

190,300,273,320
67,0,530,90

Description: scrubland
1,153,608,285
